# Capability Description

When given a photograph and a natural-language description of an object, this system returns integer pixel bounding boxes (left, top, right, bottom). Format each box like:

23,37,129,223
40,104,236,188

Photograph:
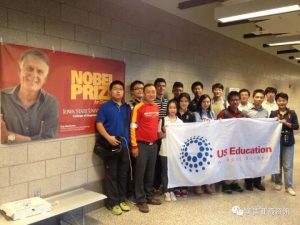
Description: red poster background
0,44,125,137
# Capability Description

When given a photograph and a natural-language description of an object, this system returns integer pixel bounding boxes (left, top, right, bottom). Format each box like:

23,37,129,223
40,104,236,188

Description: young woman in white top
158,100,183,202
194,94,216,195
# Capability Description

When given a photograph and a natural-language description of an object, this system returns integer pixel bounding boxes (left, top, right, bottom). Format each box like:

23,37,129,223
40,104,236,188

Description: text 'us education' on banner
166,118,282,188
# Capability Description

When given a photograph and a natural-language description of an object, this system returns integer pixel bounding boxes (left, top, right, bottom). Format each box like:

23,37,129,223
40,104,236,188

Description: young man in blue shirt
96,80,131,215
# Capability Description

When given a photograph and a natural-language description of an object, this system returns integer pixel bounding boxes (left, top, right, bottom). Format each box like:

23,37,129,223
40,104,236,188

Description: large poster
166,118,281,188
0,44,125,143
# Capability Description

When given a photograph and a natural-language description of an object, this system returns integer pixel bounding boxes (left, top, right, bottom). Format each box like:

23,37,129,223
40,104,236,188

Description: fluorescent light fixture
215,0,300,23
268,40,300,46
295,57,300,60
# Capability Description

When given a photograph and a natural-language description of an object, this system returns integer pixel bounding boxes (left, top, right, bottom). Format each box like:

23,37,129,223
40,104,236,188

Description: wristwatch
7,133,16,143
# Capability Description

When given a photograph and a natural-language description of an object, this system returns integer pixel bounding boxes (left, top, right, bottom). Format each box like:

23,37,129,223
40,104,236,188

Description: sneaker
181,189,188,197
111,205,122,215
170,191,177,201
230,183,244,192
245,184,253,191
119,202,130,211
286,187,296,196
137,202,149,213
174,189,181,197
254,184,265,191
274,184,282,191
222,183,232,194
194,186,203,195
204,185,213,194
164,192,171,202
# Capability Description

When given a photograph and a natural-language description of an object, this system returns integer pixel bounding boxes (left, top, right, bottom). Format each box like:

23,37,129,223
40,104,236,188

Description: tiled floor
87,136,300,225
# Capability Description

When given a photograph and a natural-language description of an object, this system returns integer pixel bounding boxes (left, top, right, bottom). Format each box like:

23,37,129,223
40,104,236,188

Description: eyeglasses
133,87,143,91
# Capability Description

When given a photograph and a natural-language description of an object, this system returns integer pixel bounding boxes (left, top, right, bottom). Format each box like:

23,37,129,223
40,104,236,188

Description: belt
138,141,157,146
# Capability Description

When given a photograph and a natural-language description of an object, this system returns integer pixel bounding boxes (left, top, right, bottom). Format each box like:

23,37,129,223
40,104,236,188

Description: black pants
103,148,130,208
245,177,261,188
135,142,158,203
153,139,162,189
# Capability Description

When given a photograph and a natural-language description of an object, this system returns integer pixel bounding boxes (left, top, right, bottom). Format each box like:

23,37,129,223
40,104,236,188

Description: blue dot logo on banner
180,136,213,173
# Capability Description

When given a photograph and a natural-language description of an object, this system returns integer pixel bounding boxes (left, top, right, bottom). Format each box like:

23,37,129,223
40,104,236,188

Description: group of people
96,78,299,215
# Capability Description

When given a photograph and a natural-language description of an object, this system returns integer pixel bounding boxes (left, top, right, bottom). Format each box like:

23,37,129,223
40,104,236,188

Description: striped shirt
154,97,168,119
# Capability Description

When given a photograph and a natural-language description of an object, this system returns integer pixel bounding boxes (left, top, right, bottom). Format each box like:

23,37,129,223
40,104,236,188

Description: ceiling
141,0,300,66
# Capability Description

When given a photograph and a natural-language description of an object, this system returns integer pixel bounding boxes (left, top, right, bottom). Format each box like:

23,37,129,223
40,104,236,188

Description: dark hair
275,92,289,101
19,49,49,66
253,89,265,97
172,81,183,90
143,83,155,92
178,92,191,103
227,91,240,102
198,94,212,118
154,78,166,87
191,81,203,92
130,80,144,90
166,100,178,115
265,87,277,95
109,80,124,91
239,88,250,97
212,83,224,91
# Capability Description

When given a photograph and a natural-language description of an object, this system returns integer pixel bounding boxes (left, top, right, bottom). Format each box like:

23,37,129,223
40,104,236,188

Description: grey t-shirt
1,86,59,140
242,106,268,119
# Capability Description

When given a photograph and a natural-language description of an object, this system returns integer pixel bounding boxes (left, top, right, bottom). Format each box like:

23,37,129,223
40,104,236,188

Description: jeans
275,144,294,188
103,148,130,208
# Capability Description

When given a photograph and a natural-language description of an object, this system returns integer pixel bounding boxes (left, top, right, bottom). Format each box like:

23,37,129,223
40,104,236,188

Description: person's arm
1,115,31,143
158,119,165,139
96,122,120,146
130,104,141,157
281,111,299,130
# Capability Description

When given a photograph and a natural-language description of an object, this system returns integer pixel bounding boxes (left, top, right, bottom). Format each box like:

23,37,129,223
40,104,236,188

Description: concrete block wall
1,0,300,204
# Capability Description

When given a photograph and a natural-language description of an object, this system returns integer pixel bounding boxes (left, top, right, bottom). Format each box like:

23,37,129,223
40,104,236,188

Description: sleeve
96,104,106,123
269,110,277,118
211,111,216,120
291,111,299,130
130,103,142,149
32,97,59,140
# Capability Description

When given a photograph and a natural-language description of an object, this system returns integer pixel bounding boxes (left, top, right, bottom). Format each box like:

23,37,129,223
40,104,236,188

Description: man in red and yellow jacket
130,83,161,213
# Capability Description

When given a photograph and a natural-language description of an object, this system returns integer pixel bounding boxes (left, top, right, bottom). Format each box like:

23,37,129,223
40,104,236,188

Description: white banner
166,118,282,188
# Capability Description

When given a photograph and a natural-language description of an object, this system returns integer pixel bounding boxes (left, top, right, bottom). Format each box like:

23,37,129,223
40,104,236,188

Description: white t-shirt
262,100,278,117
158,116,183,157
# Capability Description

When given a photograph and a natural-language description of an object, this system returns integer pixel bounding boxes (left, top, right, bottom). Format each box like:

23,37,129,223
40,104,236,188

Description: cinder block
111,20,132,38
61,39,89,55
75,25,100,45
8,9,44,33
0,0,27,12
0,7,7,27
88,45,111,59
46,156,75,177
0,183,28,205
122,38,140,53
26,0,61,19
86,136,96,152
45,19,75,40
74,0,100,13
3,144,27,166
88,165,104,183
27,33,61,50
29,175,61,197
76,152,101,170
0,27,27,45
61,138,87,156
61,169,87,191
10,161,45,185
111,49,130,63
61,4,89,26
101,32,123,49
0,167,9,188
88,13,111,31
28,141,61,162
